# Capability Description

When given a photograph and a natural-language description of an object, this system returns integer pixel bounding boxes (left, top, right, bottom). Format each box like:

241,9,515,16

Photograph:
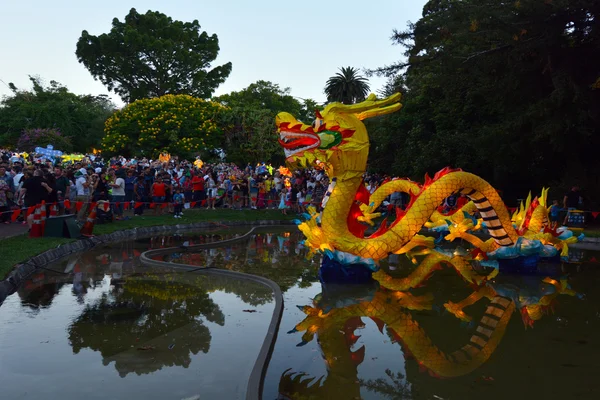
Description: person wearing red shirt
151,176,167,216
191,172,205,207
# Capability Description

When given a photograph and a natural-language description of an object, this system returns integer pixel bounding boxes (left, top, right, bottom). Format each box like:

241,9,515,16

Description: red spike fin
355,183,371,204
346,333,361,347
351,345,366,366
471,248,488,260
341,129,355,138
370,317,386,334
345,316,365,331
520,307,535,329
347,202,368,238
433,166,461,181
279,122,290,129
424,173,433,187
368,218,389,239
315,110,323,119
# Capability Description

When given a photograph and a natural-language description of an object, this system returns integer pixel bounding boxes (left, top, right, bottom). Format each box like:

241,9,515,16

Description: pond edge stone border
0,220,295,305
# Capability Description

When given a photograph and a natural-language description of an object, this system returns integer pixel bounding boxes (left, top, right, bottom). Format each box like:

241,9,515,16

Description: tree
0,76,114,151
214,81,321,164
76,8,232,103
324,67,371,104
17,128,73,153
368,0,600,204
102,94,224,158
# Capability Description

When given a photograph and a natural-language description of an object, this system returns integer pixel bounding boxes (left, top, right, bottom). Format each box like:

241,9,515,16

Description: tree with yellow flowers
102,94,224,158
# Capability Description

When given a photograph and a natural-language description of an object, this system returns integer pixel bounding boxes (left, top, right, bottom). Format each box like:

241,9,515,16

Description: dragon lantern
276,94,581,281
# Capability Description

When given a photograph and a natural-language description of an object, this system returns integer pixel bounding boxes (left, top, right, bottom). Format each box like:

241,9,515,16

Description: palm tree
324,67,371,104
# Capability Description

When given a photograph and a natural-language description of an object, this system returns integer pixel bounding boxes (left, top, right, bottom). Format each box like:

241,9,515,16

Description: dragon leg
443,286,497,322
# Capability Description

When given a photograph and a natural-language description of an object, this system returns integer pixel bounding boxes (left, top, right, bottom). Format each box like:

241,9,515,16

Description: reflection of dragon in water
276,94,578,263
278,259,578,399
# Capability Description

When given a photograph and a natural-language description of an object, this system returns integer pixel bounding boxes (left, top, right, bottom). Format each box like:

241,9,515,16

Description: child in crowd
278,189,288,215
549,199,561,228
173,187,185,218
297,189,306,214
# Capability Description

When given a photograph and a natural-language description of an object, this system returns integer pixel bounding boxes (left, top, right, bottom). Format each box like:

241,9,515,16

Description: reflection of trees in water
169,232,320,294
360,369,412,399
68,275,224,377
17,279,66,309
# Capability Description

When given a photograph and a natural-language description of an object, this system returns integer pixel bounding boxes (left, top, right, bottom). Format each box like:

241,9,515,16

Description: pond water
1,228,599,400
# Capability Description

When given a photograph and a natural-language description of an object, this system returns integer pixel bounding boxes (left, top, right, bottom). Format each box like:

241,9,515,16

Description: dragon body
276,94,579,264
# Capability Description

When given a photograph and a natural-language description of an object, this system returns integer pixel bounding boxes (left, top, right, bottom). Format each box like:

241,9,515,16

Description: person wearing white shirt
110,174,126,220
75,169,91,222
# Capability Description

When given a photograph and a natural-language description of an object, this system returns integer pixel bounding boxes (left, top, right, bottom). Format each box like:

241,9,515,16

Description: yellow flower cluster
102,94,224,155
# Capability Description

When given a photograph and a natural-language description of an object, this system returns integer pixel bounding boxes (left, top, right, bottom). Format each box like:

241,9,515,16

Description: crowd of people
1,148,588,234
1,149,399,230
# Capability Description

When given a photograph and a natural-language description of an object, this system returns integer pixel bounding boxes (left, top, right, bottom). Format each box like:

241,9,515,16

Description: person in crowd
20,169,52,228
124,169,137,204
240,176,249,208
74,168,91,222
313,181,325,211
549,199,561,229
206,172,217,210
0,179,10,224
133,174,147,216
192,171,205,207
151,176,167,216
110,170,126,220
173,187,185,218
44,171,58,215
278,188,288,215
563,186,583,225
257,176,266,209
54,166,70,215
249,174,258,209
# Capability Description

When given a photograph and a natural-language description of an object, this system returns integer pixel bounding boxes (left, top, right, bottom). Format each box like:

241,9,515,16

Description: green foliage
102,94,224,158
215,81,321,164
76,8,232,103
324,66,371,104
17,128,72,153
0,77,114,151
368,0,600,203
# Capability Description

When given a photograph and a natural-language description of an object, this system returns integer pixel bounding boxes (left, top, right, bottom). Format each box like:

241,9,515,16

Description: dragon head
276,93,402,178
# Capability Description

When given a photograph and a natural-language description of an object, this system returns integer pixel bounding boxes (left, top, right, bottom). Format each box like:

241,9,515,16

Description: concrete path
0,222,27,239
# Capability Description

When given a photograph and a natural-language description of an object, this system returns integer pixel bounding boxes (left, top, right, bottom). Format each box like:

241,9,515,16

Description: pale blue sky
0,0,426,106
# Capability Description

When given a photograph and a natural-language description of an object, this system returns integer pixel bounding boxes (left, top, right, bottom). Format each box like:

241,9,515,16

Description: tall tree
368,0,600,203
214,81,320,164
0,76,114,151
324,67,371,104
76,8,232,103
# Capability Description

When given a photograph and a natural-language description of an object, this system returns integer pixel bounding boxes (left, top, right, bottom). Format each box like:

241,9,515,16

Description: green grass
0,208,295,279
0,236,74,278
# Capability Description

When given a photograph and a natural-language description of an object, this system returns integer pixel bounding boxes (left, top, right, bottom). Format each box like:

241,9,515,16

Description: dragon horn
324,93,403,120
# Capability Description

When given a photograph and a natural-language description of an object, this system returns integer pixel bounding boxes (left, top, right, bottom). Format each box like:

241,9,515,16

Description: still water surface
1,228,599,399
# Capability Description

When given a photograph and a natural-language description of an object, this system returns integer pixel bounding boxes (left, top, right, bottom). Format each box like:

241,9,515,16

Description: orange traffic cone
29,205,43,238
49,203,58,217
80,205,97,237
40,201,47,234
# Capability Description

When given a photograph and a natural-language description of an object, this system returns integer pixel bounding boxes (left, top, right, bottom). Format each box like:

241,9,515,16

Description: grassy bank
0,208,295,279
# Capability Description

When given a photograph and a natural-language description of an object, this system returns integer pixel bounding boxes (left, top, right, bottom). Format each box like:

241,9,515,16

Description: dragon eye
312,119,324,130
